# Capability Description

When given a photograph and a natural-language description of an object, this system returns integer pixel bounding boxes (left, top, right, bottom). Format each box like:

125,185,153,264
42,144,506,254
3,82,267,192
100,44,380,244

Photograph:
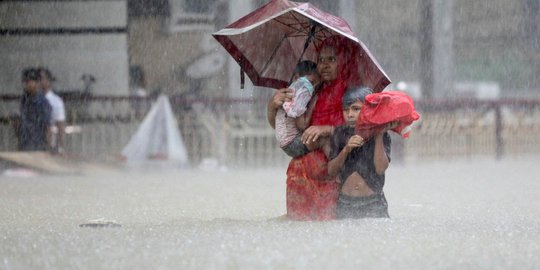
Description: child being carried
275,60,329,158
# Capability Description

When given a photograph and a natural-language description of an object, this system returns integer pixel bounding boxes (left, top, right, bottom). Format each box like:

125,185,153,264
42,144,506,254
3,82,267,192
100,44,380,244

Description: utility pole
419,0,433,99
432,0,454,99
419,0,454,99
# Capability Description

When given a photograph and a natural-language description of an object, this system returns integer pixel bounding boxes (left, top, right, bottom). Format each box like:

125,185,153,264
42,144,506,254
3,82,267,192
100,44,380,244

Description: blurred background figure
129,65,149,119
19,68,51,151
38,67,66,154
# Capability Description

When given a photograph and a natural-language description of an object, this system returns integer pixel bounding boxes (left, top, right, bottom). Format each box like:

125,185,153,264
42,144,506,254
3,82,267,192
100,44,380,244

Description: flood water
1,156,540,269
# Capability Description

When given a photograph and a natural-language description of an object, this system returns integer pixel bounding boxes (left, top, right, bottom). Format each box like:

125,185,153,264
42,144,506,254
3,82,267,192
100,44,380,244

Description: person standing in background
37,67,66,154
19,68,52,151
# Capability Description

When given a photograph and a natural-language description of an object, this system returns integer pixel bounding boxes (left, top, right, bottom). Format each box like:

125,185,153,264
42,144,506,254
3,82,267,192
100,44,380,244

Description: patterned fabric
275,109,300,147
282,77,314,117
275,77,314,147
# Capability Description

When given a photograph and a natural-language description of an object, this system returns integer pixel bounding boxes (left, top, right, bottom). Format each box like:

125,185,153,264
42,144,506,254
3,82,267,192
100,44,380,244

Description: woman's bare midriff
340,172,374,196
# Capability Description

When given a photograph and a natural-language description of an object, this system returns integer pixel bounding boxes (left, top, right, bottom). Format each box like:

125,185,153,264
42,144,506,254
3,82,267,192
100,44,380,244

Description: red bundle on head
355,91,421,139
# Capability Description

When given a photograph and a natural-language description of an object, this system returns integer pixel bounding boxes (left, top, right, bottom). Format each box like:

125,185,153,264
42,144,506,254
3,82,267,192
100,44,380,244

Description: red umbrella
212,0,391,92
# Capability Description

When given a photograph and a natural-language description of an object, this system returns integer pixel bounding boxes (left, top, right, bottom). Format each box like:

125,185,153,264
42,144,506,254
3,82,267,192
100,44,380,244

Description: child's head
293,60,320,86
342,86,372,127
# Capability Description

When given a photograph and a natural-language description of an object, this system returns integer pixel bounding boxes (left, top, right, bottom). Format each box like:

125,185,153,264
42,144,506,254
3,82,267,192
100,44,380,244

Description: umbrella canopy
212,0,391,92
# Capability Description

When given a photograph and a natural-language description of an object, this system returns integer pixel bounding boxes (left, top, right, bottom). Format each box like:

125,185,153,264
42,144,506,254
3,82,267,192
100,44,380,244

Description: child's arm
373,122,398,175
267,88,293,129
328,135,365,177
294,94,318,131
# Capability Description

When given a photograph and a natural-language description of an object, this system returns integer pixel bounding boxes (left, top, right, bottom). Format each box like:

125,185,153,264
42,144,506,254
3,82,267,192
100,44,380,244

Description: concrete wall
0,0,129,95
128,17,228,97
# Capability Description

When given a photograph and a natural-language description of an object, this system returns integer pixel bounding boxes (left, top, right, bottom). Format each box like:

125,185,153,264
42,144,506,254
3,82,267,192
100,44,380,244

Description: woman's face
317,46,338,82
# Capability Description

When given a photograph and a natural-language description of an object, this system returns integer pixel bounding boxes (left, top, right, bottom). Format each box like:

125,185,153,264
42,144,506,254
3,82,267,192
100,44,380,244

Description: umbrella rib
260,34,288,76
273,19,309,35
289,12,311,35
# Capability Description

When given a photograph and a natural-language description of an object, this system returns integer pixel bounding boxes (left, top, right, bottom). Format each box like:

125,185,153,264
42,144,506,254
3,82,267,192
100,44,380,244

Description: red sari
286,79,347,220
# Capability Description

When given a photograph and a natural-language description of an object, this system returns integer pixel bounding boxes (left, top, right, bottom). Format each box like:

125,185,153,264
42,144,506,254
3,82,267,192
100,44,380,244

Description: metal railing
2,94,540,167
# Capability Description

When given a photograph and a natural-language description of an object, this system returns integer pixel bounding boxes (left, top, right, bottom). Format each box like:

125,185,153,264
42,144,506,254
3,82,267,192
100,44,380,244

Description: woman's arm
301,125,334,145
267,88,292,129
373,122,398,175
328,135,364,177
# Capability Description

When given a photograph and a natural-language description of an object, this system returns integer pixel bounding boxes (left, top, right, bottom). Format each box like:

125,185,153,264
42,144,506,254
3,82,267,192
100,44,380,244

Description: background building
0,0,129,96
1,0,538,99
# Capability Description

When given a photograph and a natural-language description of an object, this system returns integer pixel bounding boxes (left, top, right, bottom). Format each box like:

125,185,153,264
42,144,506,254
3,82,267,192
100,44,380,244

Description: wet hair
294,60,317,77
36,67,56,81
21,68,41,82
342,86,372,108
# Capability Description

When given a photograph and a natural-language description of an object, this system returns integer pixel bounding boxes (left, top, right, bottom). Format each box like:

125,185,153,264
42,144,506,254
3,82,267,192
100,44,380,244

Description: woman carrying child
267,36,354,220
274,60,324,158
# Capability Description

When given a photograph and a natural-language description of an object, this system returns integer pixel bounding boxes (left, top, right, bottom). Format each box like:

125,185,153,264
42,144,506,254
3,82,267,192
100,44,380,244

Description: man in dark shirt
19,68,52,151
328,87,396,219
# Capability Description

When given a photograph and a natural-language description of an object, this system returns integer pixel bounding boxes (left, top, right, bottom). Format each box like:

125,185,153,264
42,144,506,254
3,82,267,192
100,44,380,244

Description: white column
432,0,454,98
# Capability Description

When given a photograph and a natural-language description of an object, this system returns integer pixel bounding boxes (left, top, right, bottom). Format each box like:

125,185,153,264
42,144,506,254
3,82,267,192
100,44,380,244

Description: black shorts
336,193,389,219
281,136,310,158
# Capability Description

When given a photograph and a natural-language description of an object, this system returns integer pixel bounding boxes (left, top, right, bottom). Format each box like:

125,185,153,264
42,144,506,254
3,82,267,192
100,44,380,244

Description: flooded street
1,156,540,269
1,0,539,269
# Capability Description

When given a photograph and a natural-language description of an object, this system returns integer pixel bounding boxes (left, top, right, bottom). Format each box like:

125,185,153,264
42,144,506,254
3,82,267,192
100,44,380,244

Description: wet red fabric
286,150,339,220
355,91,420,139
310,78,347,126
309,36,351,127
285,79,345,221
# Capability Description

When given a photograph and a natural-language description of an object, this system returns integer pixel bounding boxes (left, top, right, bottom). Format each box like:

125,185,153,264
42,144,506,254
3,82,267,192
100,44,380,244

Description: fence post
217,111,228,167
494,103,503,160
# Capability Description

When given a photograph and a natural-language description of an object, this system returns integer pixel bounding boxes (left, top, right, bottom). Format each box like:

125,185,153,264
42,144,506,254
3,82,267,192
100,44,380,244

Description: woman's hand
301,125,333,145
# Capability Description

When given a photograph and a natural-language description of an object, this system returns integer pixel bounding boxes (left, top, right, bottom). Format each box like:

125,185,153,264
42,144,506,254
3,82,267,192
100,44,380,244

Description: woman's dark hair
342,86,372,107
